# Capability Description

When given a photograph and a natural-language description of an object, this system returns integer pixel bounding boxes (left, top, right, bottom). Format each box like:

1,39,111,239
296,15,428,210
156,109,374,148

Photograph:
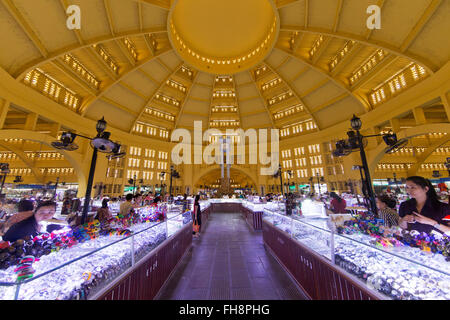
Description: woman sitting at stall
3,200,57,242
329,192,347,213
399,176,449,234
376,194,399,227
0,199,34,236
95,198,112,223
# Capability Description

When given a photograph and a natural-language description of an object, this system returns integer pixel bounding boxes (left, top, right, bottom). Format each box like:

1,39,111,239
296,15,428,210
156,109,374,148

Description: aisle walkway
157,212,307,300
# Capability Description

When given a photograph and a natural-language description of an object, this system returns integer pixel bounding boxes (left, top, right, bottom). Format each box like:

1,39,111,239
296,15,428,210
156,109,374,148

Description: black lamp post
308,176,314,194
52,117,124,225
128,174,137,196
273,165,284,195
169,165,180,199
0,163,10,196
286,170,293,192
159,171,166,195
333,115,407,214
445,157,450,177
53,177,59,199
316,172,325,195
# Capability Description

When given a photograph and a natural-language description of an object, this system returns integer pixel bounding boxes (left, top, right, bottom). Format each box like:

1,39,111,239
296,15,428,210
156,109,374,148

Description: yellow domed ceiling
0,0,448,144
168,0,279,74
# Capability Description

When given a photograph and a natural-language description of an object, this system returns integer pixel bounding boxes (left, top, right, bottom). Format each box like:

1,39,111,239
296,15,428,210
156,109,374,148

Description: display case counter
241,201,265,231
0,207,193,300
263,208,450,300
209,199,242,213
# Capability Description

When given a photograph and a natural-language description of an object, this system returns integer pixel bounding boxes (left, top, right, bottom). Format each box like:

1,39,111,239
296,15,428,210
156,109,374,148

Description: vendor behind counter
2,201,57,243
399,176,450,234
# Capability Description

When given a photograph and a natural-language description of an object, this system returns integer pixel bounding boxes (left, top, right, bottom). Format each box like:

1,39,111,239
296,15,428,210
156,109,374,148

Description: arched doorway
193,165,259,193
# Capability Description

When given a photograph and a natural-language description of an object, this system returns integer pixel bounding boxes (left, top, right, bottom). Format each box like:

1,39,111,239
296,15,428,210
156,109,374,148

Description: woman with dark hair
329,192,347,213
399,176,450,234
3,201,57,242
376,194,399,227
192,195,201,238
95,198,112,223
1,199,35,236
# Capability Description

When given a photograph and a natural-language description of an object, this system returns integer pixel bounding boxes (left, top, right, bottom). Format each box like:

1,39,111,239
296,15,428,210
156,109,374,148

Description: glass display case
299,199,327,218
263,208,450,300
199,200,211,212
241,200,265,212
0,209,192,300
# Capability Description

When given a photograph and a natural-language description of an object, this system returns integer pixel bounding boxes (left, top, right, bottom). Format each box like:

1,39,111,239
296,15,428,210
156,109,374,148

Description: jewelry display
263,205,450,300
0,203,190,300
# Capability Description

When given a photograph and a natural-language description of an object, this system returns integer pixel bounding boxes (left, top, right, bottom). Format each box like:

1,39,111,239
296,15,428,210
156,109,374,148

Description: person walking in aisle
192,194,201,238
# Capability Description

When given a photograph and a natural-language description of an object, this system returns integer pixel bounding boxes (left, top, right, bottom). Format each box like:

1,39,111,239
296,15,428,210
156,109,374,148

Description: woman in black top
193,195,201,237
3,201,57,242
399,176,449,234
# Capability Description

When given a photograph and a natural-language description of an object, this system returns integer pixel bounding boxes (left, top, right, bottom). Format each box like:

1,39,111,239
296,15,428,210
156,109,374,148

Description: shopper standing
192,194,201,238
376,194,399,227
285,193,294,216
399,176,449,234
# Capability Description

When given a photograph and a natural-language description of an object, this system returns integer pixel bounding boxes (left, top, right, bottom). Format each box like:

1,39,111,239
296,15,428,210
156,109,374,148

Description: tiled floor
156,212,307,300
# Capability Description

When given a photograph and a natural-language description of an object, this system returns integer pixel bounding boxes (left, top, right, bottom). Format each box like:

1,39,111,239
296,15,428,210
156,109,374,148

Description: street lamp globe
96,117,107,134
350,114,362,131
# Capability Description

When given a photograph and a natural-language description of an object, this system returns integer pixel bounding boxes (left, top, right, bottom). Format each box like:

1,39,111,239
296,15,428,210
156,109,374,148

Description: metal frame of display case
262,208,450,300
0,206,193,300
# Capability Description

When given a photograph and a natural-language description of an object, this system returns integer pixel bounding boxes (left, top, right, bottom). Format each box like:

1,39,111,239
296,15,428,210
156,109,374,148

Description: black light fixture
96,117,107,133
51,132,79,151
350,114,362,131
52,117,125,224
432,170,442,178
169,165,181,200
107,143,126,160
13,175,23,183
332,115,409,215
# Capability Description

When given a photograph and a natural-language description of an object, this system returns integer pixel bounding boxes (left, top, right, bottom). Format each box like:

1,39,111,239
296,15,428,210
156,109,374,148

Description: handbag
193,205,200,232
193,221,200,233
